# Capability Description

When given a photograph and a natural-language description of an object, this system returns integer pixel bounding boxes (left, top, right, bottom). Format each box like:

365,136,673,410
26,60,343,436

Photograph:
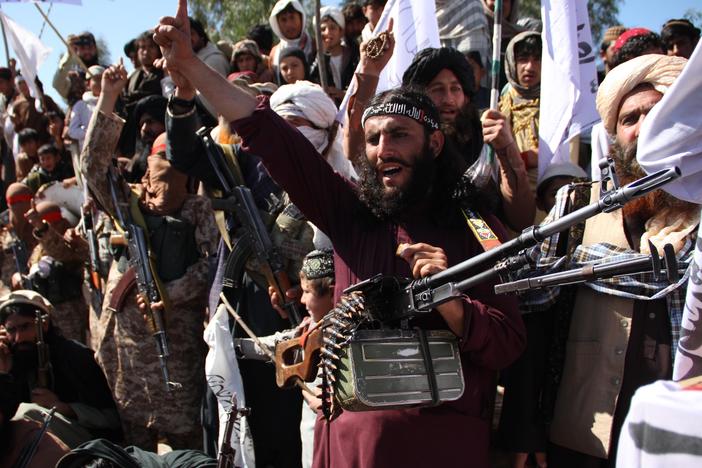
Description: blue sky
2,0,699,108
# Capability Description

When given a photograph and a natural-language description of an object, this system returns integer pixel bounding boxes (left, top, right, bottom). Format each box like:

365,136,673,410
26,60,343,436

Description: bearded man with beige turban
529,53,699,467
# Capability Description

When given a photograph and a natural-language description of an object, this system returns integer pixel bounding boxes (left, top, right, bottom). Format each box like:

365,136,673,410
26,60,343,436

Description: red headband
613,28,652,54
151,143,167,156
6,193,32,206
41,210,63,224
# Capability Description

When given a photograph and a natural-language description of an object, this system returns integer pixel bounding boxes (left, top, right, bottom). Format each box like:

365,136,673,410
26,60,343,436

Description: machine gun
495,241,686,294
107,168,181,392
217,394,251,468
197,127,303,325
274,167,681,385
35,311,51,388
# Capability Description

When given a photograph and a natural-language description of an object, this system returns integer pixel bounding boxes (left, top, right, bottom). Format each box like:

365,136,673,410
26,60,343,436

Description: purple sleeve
459,212,526,370
230,97,361,243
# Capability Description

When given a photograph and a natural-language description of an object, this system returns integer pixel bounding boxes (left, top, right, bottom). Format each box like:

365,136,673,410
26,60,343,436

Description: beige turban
596,54,687,136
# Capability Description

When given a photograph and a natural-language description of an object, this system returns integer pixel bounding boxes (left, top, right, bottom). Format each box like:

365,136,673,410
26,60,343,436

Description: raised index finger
176,0,192,36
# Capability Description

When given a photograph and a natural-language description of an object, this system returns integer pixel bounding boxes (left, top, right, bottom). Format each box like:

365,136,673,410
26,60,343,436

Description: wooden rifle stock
275,327,323,388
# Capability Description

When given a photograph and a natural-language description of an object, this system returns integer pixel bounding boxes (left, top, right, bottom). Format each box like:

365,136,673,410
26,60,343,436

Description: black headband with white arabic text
361,99,440,131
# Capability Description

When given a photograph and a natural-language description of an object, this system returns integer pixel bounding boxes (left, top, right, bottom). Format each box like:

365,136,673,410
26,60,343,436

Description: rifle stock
275,327,323,388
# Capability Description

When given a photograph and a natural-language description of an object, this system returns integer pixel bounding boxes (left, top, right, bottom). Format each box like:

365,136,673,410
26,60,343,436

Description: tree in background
189,0,315,44
519,0,621,43
684,8,702,27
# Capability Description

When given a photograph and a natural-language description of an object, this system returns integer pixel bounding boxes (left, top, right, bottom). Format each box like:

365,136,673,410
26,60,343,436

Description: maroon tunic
232,99,526,468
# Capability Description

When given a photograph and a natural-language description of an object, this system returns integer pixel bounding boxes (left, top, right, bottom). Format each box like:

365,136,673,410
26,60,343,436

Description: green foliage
519,0,622,44
683,8,702,26
188,0,317,44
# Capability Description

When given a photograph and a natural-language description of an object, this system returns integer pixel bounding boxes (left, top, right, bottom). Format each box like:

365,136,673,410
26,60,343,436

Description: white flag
0,11,51,98
537,0,600,178
633,45,702,381
204,305,255,467
337,0,440,121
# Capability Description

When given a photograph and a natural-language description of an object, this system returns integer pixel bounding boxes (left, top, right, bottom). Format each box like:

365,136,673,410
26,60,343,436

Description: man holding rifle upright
0,290,120,449
154,2,525,467
80,62,218,451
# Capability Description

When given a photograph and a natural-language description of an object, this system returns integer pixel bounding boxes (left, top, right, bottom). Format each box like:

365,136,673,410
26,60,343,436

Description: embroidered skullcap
270,80,337,129
301,249,334,280
596,54,686,136
603,25,627,45
402,47,475,98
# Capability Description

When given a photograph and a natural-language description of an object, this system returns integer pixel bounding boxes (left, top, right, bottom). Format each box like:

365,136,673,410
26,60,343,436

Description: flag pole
486,0,503,166
33,2,91,76
313,0,328,89
0,8,10,66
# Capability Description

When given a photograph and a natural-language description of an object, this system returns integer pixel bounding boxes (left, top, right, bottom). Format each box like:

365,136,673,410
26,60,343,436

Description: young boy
311,6,359,103
268,0,315,81
24,144,75,193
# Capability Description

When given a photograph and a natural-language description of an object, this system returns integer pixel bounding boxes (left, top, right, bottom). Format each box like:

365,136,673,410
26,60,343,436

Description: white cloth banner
204,305,255,467
617,380,702,467
337,0,440,121
0,11,51,98
633,45,702,381
636,45,702,205
537,0,600,178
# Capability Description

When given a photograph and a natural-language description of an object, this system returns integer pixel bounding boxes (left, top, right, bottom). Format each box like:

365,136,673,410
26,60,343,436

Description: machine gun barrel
426,167,680,289
494,243,685,294
346,167,681,321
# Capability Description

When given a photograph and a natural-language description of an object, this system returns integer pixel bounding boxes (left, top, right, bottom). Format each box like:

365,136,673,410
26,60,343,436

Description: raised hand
101,62,128,99
481,109,517,153
153,0,195,75
359,18,395,77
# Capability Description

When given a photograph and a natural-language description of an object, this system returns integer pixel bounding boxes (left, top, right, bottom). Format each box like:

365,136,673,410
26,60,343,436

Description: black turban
402,47,475,98
133,95,167,128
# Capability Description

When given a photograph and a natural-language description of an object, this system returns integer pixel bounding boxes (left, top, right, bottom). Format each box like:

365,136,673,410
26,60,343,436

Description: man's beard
440,102,483,166
357,140,436,220
11,341,38,373
611,141,695,220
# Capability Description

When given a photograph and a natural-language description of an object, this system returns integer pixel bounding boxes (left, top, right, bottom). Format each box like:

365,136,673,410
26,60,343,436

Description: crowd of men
0,0,700,467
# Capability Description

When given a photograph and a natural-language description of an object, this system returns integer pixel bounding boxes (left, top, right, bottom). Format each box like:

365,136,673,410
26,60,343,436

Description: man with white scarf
270,80,356,248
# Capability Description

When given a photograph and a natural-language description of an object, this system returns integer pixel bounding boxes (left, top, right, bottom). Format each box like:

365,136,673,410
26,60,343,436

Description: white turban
596,54,687,136
270,80,338,129
315,6,346,29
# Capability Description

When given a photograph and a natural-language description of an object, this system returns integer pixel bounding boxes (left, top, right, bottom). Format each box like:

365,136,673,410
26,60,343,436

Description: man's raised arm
153,0,256,123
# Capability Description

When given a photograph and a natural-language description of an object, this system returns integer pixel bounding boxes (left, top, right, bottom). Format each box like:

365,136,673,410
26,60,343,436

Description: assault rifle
107,168,182,392
81,184,104,307
197,128,303,325
35,311,51,388
274,167,681,385
217,394,251,468
1,209,31,289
